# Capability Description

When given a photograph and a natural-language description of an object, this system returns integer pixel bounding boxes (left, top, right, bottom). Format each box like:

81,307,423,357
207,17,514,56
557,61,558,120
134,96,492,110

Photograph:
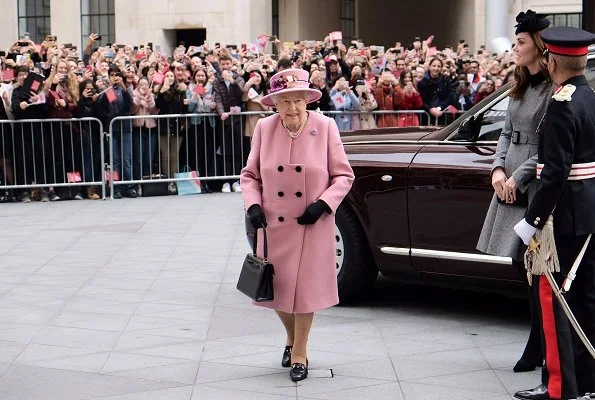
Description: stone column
0,2,18,51
485,0,512,53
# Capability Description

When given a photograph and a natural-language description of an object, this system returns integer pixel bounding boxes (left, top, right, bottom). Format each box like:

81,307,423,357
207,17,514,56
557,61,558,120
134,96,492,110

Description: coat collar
560,75,588,87
274,111,318,139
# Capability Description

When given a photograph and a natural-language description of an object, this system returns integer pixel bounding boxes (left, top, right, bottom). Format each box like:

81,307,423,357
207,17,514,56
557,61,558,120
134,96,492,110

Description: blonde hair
46,60,80,103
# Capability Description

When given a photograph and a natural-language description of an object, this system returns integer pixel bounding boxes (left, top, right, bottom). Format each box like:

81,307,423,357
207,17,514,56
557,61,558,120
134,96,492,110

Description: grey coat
477,78,554,261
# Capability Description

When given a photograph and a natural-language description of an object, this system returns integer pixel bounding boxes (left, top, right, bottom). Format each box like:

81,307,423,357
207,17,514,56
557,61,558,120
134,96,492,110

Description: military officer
514,26,595,400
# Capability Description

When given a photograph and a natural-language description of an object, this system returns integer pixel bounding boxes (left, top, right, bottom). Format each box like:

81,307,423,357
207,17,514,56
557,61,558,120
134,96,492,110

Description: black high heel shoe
282,346,292,368
289,360,308,382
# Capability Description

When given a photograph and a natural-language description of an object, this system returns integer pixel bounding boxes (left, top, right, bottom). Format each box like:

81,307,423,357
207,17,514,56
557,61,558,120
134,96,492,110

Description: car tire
335,203,378,304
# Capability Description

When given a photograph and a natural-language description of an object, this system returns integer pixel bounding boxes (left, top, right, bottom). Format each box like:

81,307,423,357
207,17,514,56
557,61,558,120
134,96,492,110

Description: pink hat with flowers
261,68,322,107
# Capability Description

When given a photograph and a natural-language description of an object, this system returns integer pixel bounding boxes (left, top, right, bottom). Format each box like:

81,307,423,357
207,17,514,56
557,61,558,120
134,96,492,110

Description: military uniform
514,26,595,400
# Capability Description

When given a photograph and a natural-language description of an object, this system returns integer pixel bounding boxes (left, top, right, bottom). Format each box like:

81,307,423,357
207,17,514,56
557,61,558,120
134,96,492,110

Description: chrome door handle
381,175,393,182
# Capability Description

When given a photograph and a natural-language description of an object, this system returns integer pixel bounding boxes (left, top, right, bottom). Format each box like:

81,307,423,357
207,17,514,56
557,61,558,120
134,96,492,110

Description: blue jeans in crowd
132,127,157,180
111,130,132,188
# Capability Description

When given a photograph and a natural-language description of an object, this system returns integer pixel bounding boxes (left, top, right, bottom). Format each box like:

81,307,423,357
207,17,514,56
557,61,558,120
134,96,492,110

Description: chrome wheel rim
335,224,344,276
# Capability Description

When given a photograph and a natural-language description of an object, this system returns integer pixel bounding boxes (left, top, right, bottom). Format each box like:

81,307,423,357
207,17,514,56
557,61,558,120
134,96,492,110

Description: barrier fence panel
110,113,225,198
0,118,105,201
107,109,464,198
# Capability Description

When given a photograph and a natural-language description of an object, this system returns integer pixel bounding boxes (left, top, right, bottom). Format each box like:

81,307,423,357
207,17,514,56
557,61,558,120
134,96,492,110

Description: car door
346,142,424,275
405,92,518,280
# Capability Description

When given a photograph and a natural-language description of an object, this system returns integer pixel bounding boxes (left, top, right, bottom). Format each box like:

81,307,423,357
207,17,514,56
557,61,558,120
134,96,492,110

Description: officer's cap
542,26,595,57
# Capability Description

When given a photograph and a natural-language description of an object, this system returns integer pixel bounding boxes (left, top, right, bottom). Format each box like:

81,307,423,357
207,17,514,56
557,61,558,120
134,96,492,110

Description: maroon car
247,51,595,303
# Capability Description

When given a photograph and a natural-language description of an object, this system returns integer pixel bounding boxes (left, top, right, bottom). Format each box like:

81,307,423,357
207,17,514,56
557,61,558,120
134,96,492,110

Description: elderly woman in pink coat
240,69,354,382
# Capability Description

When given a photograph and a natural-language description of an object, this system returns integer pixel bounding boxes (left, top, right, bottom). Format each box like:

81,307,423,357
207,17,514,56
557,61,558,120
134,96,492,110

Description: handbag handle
252,225,268,261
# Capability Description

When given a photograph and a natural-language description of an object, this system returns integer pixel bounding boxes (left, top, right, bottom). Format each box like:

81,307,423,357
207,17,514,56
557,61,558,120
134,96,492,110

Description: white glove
514,219,538,245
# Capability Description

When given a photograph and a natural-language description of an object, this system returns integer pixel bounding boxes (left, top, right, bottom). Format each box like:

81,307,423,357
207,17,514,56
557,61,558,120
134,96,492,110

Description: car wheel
335,203,378,304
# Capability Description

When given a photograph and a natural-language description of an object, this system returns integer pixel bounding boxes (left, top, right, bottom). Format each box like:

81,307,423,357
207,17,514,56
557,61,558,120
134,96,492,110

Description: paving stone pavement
0,194,543,399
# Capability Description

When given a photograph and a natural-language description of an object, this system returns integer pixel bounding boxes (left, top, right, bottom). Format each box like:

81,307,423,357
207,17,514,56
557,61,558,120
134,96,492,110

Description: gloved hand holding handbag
247,204,267,229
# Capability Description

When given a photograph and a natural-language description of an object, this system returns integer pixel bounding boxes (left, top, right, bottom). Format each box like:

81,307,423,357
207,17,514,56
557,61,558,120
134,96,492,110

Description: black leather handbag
496,189,528,207
237,227,275,302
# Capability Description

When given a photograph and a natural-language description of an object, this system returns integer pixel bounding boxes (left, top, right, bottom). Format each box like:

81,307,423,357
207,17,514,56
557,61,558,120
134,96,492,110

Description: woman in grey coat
477,11,554,373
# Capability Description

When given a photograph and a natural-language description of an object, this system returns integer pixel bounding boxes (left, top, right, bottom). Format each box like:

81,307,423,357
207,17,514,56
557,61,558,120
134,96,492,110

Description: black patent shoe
289,362,308,382
513,384,550,400
282,346,292,368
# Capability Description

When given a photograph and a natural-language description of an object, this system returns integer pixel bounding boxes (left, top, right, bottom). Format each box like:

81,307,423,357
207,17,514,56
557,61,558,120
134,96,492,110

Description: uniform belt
536,162,595,180
511,131,539,145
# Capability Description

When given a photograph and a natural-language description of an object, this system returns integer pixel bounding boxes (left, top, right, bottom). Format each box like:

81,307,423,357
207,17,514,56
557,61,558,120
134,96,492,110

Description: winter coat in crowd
329,88,360,132
373,84,403,128
417,72,456,117
132,86,158,128
397,89,423,127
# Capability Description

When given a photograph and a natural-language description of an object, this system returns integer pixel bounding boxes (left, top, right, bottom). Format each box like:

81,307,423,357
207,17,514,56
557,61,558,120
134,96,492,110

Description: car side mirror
453,116,475,141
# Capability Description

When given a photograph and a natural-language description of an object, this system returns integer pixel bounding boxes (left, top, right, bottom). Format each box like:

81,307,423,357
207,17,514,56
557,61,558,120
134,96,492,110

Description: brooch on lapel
552,84,576,102
310,128,318,135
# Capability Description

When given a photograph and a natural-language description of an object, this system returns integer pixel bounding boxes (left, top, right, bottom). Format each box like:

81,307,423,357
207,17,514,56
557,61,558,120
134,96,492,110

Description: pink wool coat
240,111,354,314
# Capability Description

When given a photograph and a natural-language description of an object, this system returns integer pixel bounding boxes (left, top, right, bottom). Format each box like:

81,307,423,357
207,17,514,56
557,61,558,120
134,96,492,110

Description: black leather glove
247,204,267,229
297,200,331,225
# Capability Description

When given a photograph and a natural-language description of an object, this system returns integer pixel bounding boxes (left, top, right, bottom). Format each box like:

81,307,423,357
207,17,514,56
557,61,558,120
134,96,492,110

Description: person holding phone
373,70,403,128
185,68,216,191
477,10,554,378
11,66,49,203
354,81,377,130
242,70,270,138
95,65,136,199
132,77,158,191
307,70,330,112
472,79,496,105
76,80,101,200
45,60,81,200
155,70,189,195
212,53,245,193
397,70,423,127
329,76,359,132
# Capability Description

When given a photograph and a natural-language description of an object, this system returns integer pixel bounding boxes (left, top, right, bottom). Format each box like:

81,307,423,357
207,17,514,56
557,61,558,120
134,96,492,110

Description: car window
446,85,512,142
587,57,595,88
477,96,509,141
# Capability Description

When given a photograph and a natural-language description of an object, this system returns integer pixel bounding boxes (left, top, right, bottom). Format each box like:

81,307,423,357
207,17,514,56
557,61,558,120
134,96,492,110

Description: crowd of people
0,32,516,202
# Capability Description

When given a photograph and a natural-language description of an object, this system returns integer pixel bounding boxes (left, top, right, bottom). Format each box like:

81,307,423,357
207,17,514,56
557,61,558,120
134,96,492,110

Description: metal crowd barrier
108,113,244,199
0,118,106,201
107,110,464,198
0,110,462,202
